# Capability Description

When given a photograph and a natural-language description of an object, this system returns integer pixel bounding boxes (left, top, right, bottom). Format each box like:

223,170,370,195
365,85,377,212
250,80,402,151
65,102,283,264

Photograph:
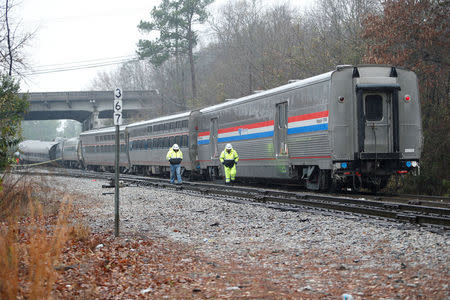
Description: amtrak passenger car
61,137,83,168
196,65,422,191
126,111,200,176
79,126,128,171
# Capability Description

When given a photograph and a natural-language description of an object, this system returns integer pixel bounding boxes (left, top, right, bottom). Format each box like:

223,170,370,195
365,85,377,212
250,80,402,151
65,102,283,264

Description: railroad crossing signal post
113,87,123,237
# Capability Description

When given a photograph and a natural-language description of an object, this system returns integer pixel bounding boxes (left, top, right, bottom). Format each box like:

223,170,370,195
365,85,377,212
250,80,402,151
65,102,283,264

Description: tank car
79,126,128,172
126,111,200,176
196,65,422,191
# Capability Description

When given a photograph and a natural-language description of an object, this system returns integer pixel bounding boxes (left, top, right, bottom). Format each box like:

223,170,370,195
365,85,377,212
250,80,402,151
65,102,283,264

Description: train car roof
18,140,59,153
79,125,126,136
200,71,333,113
126,111,191,129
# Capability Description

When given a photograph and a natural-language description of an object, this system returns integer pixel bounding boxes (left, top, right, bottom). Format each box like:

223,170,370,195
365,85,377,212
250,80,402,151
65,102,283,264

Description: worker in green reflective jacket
219,143,239,184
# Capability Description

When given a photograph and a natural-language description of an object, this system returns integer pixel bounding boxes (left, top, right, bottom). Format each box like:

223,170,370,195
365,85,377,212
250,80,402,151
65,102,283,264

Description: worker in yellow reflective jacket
166,144,183,184
219,143,239,184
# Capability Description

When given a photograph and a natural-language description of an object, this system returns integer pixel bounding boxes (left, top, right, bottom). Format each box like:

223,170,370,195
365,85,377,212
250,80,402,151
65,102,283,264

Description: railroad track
11,167,450,231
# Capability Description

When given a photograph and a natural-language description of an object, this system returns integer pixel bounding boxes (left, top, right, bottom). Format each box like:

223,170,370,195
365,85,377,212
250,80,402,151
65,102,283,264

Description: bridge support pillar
81,111,101,131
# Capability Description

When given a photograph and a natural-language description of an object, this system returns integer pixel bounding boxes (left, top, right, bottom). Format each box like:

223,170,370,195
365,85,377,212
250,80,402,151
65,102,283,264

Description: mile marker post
113,87,123,237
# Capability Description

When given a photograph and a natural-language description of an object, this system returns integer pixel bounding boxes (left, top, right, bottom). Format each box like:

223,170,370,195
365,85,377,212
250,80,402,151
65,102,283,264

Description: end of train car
327,65,422,191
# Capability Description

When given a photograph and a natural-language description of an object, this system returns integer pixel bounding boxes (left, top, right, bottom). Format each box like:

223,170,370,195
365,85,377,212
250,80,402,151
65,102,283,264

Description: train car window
95,136,99,142
169,136,175,147
147,139,152,149
170,122,176,130
182,120,188,128
278,103,288,128
175,135,182,146
144,139,148,150
176,121,182,128
182,135,188,147
164,123,170,131
162,137,168,148
365,95,383,121
148,126,152,133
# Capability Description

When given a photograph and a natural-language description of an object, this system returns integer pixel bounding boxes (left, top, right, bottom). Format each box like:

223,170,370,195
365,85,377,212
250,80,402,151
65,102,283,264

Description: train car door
209,118,219,159
362,92,393,153
274,102,288,157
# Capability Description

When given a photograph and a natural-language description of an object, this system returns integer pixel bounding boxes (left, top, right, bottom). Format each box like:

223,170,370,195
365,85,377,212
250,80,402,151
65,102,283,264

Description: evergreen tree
137,0,213,101
0,74,28,169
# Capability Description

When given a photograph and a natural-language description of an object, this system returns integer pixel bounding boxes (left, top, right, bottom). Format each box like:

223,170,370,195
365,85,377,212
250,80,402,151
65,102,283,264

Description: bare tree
0,0,33,76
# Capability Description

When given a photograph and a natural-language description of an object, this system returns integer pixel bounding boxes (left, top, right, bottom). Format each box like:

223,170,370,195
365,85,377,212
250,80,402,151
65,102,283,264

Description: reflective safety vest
220,149,239,168
166,148,183,165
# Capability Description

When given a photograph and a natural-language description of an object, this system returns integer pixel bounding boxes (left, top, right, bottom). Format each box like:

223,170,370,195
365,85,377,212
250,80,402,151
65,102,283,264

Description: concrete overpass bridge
20,90,165,130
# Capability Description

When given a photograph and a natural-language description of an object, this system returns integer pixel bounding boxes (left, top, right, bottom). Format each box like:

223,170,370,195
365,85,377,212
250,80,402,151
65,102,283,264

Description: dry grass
0,173,76,299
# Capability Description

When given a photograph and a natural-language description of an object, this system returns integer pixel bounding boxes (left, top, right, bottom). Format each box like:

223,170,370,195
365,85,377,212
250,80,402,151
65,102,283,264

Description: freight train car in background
196,65,422,191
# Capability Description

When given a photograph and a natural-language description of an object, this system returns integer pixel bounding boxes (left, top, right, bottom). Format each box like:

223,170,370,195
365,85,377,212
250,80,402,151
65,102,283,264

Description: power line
24,56,141,76
32,55,137,68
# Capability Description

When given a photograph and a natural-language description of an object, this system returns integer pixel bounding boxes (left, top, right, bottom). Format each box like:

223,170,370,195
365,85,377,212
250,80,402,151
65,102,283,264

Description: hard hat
173,144,179,150
225,143,232,150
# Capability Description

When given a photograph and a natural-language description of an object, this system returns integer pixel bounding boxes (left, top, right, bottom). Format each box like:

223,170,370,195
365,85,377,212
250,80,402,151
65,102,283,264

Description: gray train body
196,65,421,190
126,111,199,176
79,126,128,172
59,65,421,191
61,137,83,168
18,140,59,164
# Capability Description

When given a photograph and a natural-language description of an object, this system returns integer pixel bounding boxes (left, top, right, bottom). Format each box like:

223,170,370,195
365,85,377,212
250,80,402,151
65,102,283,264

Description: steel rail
10,168,450,230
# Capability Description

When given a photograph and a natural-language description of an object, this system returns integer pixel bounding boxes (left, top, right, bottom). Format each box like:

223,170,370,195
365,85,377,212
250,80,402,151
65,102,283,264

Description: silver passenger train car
196,65,421,191
79,126,128,172
126,111,200,176
59,65,421,192
61,137,83,168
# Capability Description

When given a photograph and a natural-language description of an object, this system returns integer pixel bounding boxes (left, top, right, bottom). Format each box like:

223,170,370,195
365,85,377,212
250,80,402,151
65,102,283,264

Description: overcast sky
18,0,313,93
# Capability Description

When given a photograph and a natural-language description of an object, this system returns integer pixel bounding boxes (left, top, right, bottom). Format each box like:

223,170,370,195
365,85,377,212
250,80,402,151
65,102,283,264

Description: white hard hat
225,143,232,150
173,144,179,150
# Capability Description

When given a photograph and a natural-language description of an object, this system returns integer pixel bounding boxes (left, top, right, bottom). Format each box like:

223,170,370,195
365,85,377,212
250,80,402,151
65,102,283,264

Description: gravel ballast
42,175,450,298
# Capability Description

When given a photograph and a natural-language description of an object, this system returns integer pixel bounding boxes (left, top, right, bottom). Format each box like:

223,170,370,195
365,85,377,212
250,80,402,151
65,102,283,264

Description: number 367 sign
113,88,123,125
